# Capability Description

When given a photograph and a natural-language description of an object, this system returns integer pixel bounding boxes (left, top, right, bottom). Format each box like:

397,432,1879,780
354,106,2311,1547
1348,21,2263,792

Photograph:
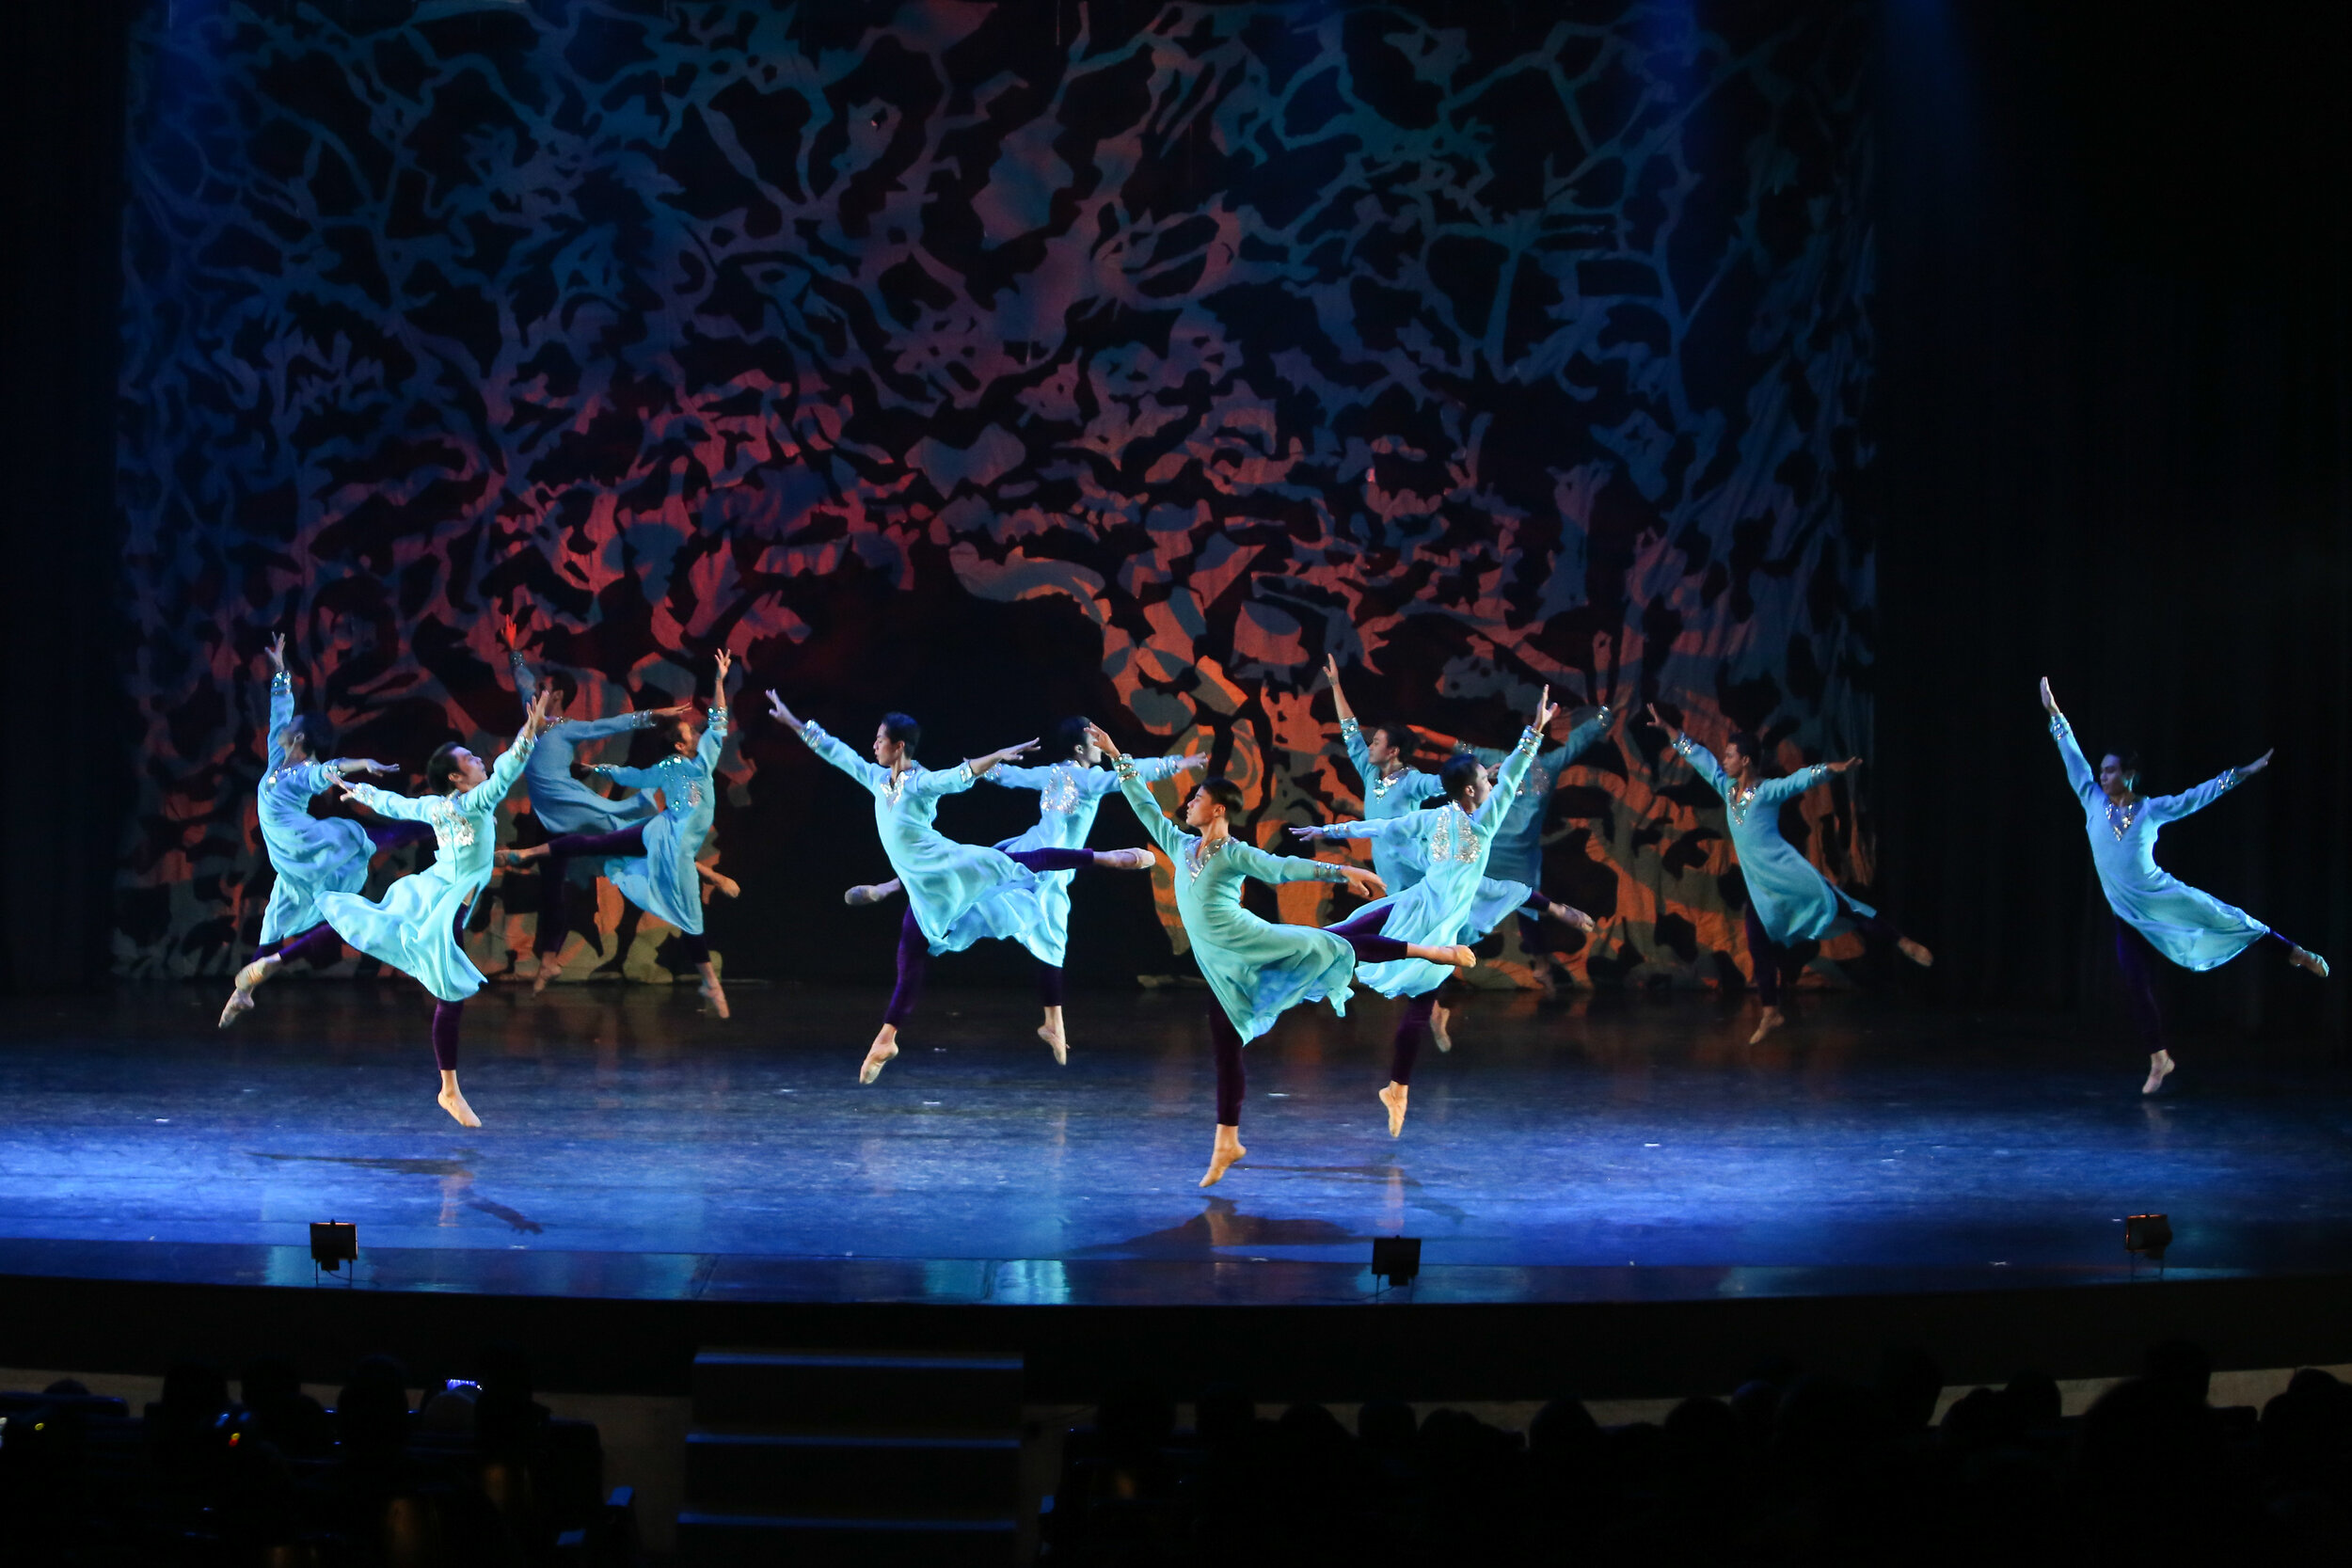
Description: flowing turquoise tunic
1672,735,1874,945
256,671,374,943
1465,708,1612,887
800,721,1048,958
1338,717,1446,892
319,738,533,1003
1113,762,1358,1042
508,653,659,835
585,707,729,937
1317,727,1542,997
2050,715,2269,970
985,755,1189,967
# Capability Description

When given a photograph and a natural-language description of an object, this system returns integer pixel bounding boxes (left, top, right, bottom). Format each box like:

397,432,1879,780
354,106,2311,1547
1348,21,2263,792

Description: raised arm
1091,723,1191,860
2149,749,2268,823
695,651,732,769
337,780,437,823
1649,704,1732,798
2042,679,2098,804
788,712,887,792
264,635,294,775
961,737,1041,783
1551,705,1613,768
460,733,538,814
502,612,539,713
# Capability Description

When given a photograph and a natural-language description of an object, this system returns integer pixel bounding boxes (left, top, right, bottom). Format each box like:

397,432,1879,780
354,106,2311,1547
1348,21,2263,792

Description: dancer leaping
1093,724,1477,1187
1645,705,1931,1044
315,687,556,1126
1456,687,1616,998
219,633,430,1027
765,693,1156,1082
1323,655,1445,894
2041,677,2328,1093
839,715,1205,1062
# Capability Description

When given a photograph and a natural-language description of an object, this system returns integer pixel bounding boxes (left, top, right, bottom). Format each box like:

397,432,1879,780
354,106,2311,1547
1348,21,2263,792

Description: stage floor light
2124,1213,2172,1262
1371,1236,1422,1290
310,1221,358,1283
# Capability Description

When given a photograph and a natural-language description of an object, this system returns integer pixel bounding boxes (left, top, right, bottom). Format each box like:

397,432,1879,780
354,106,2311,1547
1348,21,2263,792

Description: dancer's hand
266,633,287,674
713,648,733,689
1176,753,1208,773
1336,864,1385,900
764,689,804,733
1548,900,1597,932
521,686,557,741
1644,702,1681,741
966,738,1040,778
1084,723,1123,761
1324,654,1356,721
1827,756,1862,774
1288,824,1326,841
343,758,396,776
2241,747,2274,777
1531,684,1558,734
646,702,693,721
2039,676,2060,716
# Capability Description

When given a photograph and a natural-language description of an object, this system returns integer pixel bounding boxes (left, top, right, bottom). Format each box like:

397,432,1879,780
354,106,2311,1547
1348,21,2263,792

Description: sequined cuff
585,763,615,776
2221,767,2242,791
1338,716,1360,737
1113,756,1141,783
1810,763,1830,784
2048,715,2070,736
320,760,349,782
799,720,829,749
270,670,291,691
1671,734,1694,756
952,762,976,786
1515,725,1540,756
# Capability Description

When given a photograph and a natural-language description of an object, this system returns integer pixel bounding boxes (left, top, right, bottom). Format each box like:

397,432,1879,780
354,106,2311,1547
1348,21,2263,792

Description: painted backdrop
118,0,1879,990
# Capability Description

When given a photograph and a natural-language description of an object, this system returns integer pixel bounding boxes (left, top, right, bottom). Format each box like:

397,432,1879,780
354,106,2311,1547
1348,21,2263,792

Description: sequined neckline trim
2105,796,2141,840
1184,836,1227,882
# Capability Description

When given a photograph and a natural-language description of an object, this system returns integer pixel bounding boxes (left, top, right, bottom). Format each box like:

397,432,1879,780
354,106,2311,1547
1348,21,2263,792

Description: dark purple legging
883,847,1100,1027
1209,924,1417,1126
251,821,437,966
1743,888,1906,1006
1387,982,1463,1086
432,1000,463,1070
533,823,650,957
2109,913,2297,1055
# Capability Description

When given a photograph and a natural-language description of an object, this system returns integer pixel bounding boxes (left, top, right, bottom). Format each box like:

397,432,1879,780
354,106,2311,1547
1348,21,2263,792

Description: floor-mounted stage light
1371,1236,1422,1291
310,1221,358,1285
2123,1213,2172,1264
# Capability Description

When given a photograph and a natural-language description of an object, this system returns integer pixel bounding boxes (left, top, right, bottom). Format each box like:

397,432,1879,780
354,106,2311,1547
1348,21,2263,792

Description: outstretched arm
1327,654,1379,788
696,651,733,768
1092,723,1190,861
1647,704,1732,798
2150,748,2270,823
1470,687,1558,838
502,613,540,714
771,692,886,790
961,737,1041,783
1225,839,1385,901
2042,678,2099,804
264,634,294,775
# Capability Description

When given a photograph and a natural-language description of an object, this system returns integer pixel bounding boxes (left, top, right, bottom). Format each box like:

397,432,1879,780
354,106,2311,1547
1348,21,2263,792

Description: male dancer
1323,655,1445,893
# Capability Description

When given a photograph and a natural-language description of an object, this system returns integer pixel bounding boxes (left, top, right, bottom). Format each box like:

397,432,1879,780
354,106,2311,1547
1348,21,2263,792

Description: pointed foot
217,990,255,1029
1200,1131,1248,1188
707,873,741,899
859,1039,898,1085
844,883,890,907
1429,1007,1453,1054
2141,1050,2175,1096
1378,1082,1408,1138
1748,1006,1787,1047
1899,938,1934,968
700,980,731,1020
1038,1023,1068,1066
1096,847,1156,871
437,1087,482,1128
2290,946,2330,979
531,958,564,995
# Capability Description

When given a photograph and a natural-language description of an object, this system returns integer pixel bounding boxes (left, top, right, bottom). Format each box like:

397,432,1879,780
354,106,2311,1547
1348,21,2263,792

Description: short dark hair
1048,715,1092,759
280,711,335,758
425,741,469,794
1198,777,1246,816
1725,731,1764,767
1438,752,1485,803
540,669,579,707
2104,749,2143,787
1367,721,1413,757
881,711,921,751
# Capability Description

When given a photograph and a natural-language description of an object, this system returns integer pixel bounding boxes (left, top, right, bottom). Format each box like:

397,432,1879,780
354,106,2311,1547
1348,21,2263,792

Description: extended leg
1035,959,1068,1065
1007,847,1153,874
675,930,727,1020
2113,915,2171,1094
1380,992,1438,1137
1202,1009,1248,1188
863,907,926,1083
1327,906,1477,970
696,860,740,899
1745,900,1790,1045
1832,890,1933,968
511,825,649,990
219,923,346,1027
2268,929,2330,978
432,1001,480,1127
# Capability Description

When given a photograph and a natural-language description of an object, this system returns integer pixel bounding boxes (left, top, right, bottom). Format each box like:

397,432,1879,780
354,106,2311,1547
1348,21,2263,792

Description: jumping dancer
1645,705,1931,1044
1295,689,1596,1136
1458,694,1616,997
315,688,557,1126
840,716,1206,1061
2041,677,2328,1093
1323,655,1445,893
502,651,737,1019
1092,724,1476,1187
501,610,701,991
218,634,428,1026
764,692,1155,1082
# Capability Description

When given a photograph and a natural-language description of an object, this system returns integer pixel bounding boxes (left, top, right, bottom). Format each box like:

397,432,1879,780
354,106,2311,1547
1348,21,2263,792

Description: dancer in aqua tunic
501,609,707,990
2041,677,2328,1094
765,692,1156,1083
1459,697,1616,992
314,687,557,1127
218,633,424,1027
503,651,738,1019
1089,724,1477,1188
1645,704,1932,1044
1322,655,1444,892
1294,689,1597,1135
837,714,1205,1060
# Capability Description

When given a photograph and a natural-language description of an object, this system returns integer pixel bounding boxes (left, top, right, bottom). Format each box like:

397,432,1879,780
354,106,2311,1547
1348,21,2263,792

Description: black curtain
1875,0,2352,1053
0,1,135,991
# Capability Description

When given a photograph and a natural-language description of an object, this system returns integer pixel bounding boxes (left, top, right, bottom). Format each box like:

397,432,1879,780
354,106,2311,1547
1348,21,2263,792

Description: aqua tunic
799,721,1048,958
985,755,1190,967
1317,727,1541,997
255,671,374,943
1672,735,1875,945
1464,708,1612,888
508,653,660,835
2049,715,2269,970
319,738,533,1003
1112,761,1358,1042
1338,717,1446,892
585,707,729,937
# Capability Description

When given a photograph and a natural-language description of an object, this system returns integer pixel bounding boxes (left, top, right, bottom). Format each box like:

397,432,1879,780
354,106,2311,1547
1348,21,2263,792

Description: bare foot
2141,1050,2174,1096
2289,946,2330,979
498,846,548,866
1378,1082,1408,1137
1430,1004,1454,1054
1404,943,1477,969
1094,847,1155,871
1037,1023,1068,1066
1748,1006,1787,1047
218,957,278,1027
705,872,741,899
1898,938,1934,968
844,884,892,907
700,979,731,1019
859,1037,898,1085
532,956,564,995
217,989,254,1028
1200,1130,1248,1189
437,1086,482,1128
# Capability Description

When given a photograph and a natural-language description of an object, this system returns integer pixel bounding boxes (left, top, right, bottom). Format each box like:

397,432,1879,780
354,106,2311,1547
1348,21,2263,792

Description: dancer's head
2098,750,2142,800
661,705,707,755
1721,731,1766,781
1184,776,1247,829
1363,721,1413,770
539,670,579,713
1439,752,1493,812
1050,715,1099,765
873,712,921,767
277,712,335,765
427,741,489,795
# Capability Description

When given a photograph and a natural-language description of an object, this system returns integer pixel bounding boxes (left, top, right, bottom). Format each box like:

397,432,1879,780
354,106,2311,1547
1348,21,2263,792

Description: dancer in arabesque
764,691,1156,1083
1093,724,1477,1188
315,687,558,1126
501,651,737,1019
1293,688,1596,1135
2041,677,2328,1093
1645,704,1932,1044
1323,654,1445,894
1455,688,1616,1003
840,715,1206,1061
219,633,430,1027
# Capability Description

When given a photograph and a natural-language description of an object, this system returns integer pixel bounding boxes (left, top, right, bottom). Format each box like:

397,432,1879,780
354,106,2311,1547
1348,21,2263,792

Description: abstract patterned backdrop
117,0,1879,992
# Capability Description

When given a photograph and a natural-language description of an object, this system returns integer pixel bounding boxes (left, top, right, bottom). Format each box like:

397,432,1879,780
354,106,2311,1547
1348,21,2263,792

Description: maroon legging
1743,888,1907,1006
1210,923,1416,1125
252,820,437,966
533,823,649,958
883,847,1099,1027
